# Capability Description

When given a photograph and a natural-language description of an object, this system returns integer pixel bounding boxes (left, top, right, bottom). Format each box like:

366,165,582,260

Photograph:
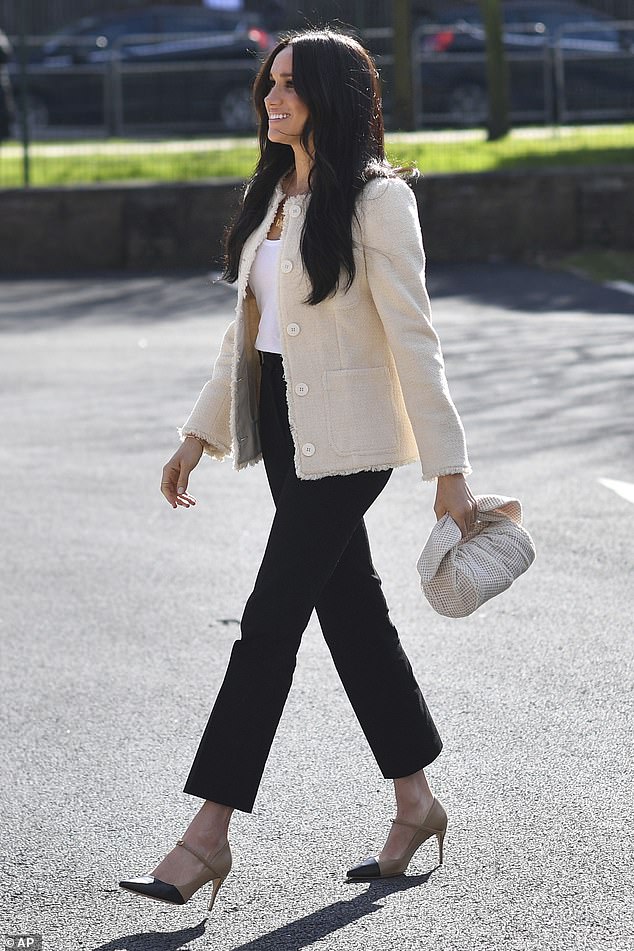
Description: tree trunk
479,0,511,140
393,0,414,130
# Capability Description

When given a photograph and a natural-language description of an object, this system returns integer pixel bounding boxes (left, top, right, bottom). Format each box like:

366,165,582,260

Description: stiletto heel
437,828,445,865
346,796,448,880
119,838,232,909
208,877,223,912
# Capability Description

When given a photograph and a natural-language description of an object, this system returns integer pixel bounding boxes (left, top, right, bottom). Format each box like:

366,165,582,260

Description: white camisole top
251,238,282,354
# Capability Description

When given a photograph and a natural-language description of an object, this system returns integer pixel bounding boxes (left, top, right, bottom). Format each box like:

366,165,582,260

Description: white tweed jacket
178,172,471,481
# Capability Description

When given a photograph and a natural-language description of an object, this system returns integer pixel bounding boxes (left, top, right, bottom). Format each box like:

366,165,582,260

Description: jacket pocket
323,366,399,455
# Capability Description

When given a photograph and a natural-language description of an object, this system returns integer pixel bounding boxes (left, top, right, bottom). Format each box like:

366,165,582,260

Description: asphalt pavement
1,263,633,951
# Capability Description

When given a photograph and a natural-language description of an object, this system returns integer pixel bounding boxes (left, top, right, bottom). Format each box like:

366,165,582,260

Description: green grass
543,249,634,285
1,125,633,187
0,144,259,187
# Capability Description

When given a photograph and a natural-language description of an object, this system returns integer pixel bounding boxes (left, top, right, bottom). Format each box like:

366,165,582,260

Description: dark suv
412,0,634,125
10,5,275,134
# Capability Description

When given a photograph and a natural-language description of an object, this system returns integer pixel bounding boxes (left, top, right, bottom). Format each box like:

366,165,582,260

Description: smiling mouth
269,115,291,121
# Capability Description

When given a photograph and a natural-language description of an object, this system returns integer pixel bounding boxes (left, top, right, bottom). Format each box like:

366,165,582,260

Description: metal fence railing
411,22,553,127
4,32,263,138
411,20,634,127
552,20,634,121
1,20,633,188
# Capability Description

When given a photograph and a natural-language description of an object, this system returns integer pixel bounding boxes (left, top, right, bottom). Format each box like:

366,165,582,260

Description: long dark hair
220,26,418,306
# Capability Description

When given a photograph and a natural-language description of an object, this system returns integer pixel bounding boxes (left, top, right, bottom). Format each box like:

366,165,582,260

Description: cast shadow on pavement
427,262,634,317
0,262,632,336
2,264,631,462
98,870,437,951
0,270,236,332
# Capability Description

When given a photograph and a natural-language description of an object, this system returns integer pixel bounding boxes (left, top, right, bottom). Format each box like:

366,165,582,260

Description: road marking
598,478,634,505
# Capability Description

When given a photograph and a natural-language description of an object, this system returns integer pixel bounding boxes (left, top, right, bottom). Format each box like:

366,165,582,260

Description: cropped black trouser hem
183,350,442,813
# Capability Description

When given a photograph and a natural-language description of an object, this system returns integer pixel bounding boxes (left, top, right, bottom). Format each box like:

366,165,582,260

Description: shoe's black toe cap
119,875,186,905
346,857,381,880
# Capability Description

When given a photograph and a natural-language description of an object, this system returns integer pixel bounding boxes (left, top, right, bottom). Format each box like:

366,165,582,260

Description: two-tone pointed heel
346,796,448,881
119,837,232,910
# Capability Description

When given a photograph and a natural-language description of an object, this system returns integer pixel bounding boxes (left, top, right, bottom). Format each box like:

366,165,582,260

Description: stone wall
1,166,632,276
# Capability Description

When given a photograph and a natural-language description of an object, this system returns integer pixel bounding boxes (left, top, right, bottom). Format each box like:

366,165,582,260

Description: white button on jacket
179,173,471,482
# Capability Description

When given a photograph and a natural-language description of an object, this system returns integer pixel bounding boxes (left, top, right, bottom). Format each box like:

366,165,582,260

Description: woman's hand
434,473,478,538
161,437,204,509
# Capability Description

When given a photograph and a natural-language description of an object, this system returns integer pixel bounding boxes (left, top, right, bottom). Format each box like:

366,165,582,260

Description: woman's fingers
161,479,197,509
161,444,202,509
434,475,479,537
452,499,478,538
175,463,197,507
175,491,197,508
177,461,191,496
460,499,479,537
161,462,196,509
161,461,180,507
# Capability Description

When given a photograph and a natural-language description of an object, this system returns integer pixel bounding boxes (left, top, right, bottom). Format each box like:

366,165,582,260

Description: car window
42,16,98,54
46,16,98,42
41,14,157,58
521,8,618,46
82,14,157,41
158,12,236,34
421,8,481,26
555,13,616,43
438,4,620,48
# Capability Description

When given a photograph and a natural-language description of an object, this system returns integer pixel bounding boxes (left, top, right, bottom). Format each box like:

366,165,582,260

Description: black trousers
183,350,442,813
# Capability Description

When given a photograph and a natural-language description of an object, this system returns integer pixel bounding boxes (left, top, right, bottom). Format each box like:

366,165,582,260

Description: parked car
410,0,634,125
8,4,275,134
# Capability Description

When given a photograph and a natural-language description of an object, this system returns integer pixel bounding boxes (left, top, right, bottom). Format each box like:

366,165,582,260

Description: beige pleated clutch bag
417,495,536,618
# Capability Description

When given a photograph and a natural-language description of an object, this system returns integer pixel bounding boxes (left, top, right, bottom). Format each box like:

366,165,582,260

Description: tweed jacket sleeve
177,317,235,458
359,177,471,480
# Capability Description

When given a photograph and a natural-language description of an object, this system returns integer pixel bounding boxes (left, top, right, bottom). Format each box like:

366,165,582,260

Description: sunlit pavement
1,263,633,951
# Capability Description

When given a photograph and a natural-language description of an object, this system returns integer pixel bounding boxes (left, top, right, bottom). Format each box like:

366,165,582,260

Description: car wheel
11,93,50,137
219,87,254,132
447,83,488,126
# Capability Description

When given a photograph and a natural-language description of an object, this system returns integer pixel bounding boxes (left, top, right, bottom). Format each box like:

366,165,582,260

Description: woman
119,26,476,911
